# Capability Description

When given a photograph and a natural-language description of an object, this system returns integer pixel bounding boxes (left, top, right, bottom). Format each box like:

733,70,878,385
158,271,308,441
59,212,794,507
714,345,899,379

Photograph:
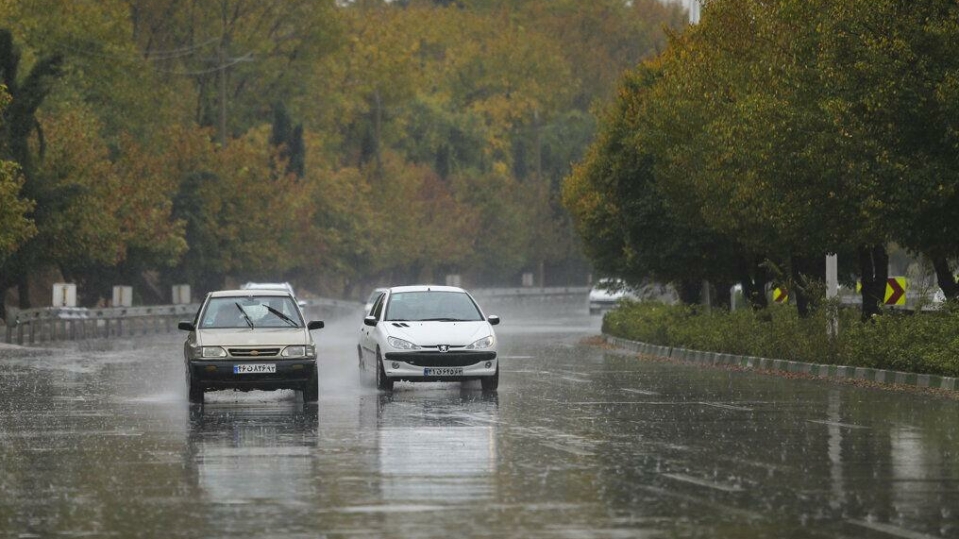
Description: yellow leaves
0,160,36,255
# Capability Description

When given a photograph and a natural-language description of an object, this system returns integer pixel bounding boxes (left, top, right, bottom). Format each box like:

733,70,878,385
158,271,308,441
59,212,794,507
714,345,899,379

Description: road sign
772,287,788,303
854,277,907,305
884,277,906,305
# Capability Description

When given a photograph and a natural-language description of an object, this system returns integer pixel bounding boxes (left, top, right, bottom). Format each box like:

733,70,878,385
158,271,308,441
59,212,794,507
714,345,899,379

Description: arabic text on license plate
424,367,463,376
234,363,276,374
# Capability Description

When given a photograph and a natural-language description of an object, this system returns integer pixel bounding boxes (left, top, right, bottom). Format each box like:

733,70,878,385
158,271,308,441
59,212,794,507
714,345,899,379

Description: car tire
375,348,393,392
481,366,499,392
187,371,204,404
302,369,318,403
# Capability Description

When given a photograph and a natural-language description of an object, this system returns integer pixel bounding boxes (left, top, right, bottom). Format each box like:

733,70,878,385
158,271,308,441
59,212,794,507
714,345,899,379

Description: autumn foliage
0,0,685,309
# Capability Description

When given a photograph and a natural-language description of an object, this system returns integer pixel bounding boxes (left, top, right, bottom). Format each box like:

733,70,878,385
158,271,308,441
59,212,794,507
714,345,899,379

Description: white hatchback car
358,285,500,392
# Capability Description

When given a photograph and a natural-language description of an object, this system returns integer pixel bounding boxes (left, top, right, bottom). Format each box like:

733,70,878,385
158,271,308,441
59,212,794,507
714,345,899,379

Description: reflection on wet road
1,302,957,538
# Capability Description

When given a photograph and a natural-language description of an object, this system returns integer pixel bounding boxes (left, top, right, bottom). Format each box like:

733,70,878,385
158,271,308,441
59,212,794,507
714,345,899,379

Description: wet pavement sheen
1,304,958,538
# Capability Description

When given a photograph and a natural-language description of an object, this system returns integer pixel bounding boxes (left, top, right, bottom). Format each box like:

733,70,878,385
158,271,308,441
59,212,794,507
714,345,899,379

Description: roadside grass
602,300,959,377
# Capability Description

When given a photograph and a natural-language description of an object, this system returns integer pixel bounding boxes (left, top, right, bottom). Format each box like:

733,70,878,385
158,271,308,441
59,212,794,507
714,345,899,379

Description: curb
604,335,958,392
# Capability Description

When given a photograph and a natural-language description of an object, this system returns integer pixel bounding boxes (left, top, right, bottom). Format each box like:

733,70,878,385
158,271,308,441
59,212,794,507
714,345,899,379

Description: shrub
603,300,959,377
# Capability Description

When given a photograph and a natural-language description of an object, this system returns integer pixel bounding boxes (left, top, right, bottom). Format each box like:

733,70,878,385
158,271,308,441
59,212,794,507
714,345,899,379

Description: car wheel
302,368,318,403
481,366,499,392
375,348,393,392
187,370,204,404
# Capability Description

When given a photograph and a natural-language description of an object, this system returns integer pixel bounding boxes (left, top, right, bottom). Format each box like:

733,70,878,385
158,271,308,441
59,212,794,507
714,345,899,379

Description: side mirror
178,321,195,331
308,320,324,330
488,315,500,326
363,316,377,327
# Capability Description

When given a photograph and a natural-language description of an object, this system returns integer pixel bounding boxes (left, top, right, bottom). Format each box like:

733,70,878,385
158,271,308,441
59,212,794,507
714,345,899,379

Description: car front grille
228,347,281,358
385,351,496,367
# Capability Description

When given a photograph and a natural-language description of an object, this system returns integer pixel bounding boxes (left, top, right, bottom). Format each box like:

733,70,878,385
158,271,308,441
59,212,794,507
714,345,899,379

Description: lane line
699,402,754,412
662,473,745,493
848,519,941,539
806,419,869,430
621,388,660,396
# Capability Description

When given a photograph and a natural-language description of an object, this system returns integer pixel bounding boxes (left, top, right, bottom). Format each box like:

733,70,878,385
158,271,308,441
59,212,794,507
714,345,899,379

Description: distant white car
588,279,636,314
178,289,325,404
241,282,305,308
358,285,500,392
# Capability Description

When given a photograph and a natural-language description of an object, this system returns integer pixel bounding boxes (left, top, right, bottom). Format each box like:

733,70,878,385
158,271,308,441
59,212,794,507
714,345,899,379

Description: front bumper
188,358,316,391
382,351,497,382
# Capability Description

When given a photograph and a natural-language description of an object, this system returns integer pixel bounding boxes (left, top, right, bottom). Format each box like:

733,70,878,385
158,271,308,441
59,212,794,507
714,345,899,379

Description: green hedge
602,301,959,377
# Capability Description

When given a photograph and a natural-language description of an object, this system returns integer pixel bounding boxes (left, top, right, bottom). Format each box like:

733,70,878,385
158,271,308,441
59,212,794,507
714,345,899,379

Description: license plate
424,367,463,376
234,364,276,374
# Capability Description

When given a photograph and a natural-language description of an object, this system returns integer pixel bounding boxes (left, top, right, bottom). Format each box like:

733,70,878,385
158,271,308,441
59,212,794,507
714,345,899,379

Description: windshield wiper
261,304,298,327
234,302,254,329
420,317,469,322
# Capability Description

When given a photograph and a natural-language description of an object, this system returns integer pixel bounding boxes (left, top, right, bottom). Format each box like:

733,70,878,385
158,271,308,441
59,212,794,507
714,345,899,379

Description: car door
360,292,387,366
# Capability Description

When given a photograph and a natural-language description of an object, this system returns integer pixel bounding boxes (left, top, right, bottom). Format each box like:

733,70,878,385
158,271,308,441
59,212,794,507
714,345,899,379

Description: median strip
604,335,959,393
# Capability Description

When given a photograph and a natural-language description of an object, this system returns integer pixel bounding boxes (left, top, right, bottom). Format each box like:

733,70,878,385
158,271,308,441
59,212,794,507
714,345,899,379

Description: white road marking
661,473,744,493
848,520,941,539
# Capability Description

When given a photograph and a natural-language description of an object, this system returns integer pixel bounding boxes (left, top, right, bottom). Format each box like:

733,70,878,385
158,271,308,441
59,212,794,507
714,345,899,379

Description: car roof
209,289,294,298
241,282,293,289
387,285,467,294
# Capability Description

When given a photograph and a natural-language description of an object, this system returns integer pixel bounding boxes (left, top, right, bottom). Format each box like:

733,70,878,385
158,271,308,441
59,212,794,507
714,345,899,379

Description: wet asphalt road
1,302,958,539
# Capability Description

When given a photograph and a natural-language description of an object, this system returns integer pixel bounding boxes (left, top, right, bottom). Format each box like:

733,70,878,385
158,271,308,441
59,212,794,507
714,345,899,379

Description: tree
0,86,35,274
564,64,743,305
167,125,314,296
0,28,63,311
816,0,959,302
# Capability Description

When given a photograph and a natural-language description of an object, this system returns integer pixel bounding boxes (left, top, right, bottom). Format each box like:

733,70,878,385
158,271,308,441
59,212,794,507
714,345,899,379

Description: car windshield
384,291,483,322
199,296,303,329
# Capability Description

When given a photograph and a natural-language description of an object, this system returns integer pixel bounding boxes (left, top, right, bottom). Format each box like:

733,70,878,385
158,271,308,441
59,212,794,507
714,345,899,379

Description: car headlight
281,345,314,358
465,335,494,350
200,346,227,359
387,336,421,350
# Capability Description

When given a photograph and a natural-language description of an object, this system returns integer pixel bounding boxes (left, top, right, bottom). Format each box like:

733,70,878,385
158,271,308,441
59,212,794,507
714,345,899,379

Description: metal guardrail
1,287,588,346
3,304,201,346
471,286,590,297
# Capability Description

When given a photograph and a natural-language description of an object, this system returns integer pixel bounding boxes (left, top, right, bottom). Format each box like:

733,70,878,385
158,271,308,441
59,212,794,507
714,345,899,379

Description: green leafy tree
815,0,959,301
564,63,742,304
0,86,34,277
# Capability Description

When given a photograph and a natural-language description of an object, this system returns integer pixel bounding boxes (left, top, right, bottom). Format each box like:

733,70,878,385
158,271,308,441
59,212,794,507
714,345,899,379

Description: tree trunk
17,275,30,310
712,280,733,309
738,255,769,310
790,254,825,318
858,244,889,321
931,256,958,300
677,280,702,305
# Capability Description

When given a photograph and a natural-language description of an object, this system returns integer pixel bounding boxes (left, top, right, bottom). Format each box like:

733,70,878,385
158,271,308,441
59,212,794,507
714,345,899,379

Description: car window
384,291,483,322
370,293,386,319
199,296,303,328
